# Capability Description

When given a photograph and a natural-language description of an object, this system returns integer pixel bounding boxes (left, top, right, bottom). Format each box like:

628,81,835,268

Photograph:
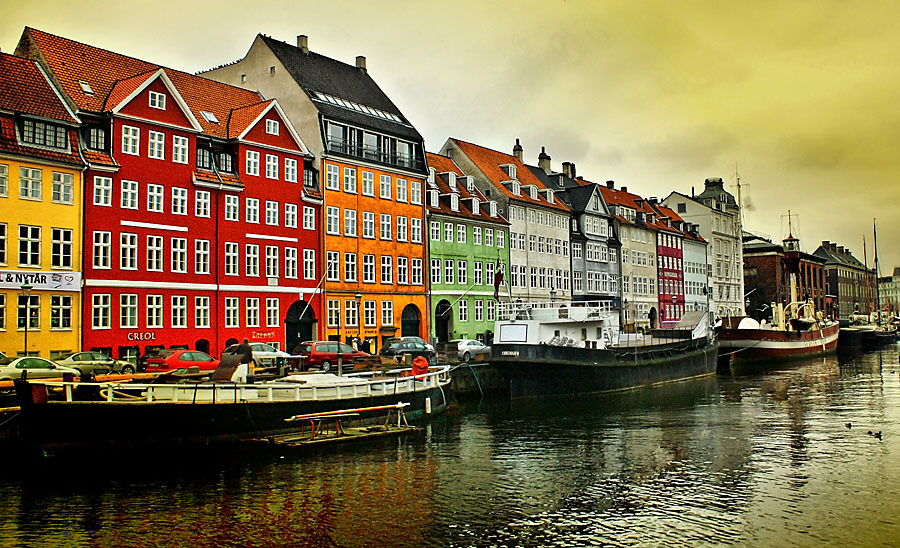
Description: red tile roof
426,151,463,177
450,138,570,212
0,117,82,166
425,152,509,224
19,28,267,140
227,100,275,139
0,52,77,123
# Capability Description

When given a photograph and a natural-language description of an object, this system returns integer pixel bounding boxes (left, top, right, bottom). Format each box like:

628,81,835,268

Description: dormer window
265,119,280,135
489,201,498,218
450,194,459,211
464,176,475,192
217,152,233,173
148,91,166,110
472,198,480,215
427,167,435,185
447,172,456,187
21,119,67,149
197,148,213,170
545,189,555,203
87,127,106,151
429,189,439,208
501,163,516,179
528,185,538,200
511,181,521,196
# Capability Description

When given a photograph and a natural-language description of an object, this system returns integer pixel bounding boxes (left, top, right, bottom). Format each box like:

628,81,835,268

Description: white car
0,357,80,394
451,339,490,362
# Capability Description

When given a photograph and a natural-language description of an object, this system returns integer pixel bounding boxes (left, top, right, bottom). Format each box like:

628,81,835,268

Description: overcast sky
5,0,899,271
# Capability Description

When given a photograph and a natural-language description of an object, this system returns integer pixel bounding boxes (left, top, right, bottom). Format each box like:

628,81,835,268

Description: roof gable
109,69,203,131
234,100,311,155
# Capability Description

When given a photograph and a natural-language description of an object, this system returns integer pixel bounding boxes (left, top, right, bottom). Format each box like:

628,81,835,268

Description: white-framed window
344,167,357,193
458,260,468,284
120,294,138,328
327,300,340,327
486,262,495,287
195,239,210,274
475,299,484,322
326,164,339,190
444,222,453,242
195,296,210,328
286,247,299,279
266,200,279,225
19,167,41,200
362,171,375,196
430,221,441,241
148,90,166,110
303,206,316,230
445,259,454,284
397,256,409,284
246,150,260,176
225,195,239,221
473,226,482,245
397,217,408,242
120,233,137,270
285,158,298,183
195,190,210,217
431,259,441,284
225,297,239,328
17,293,39,330
380,255,392,284
171,237,187,273
93,176,111,206
171,296,187,328
457,224,466,244
410,180,422,205
266,245,279,278
411,218,422,243
146,294,164,328
380,174,392,199
344,209,357,237
362,212,375,238
147,184,164,212
285,203,298,228
246,298,260,327
381,300,393,326
363,254,375,283
266,298,280,327
364,300,376,327
51,172,74,204
396,178,407,202
224,242,238,275
326,206,340,234
147,235,163,271
51,228,72,269
121,180,138,209
459,300,468,322
0,163,8,197
92,294,111,329
148,130,165,160
474,261,484,285
497,231,505,249
410,257,422,285
92,230,110,269
344,298,359,328
487,300,496,321
302,249,314,280
266,154,278,179
121,125,139,155
171,187,188,215
485,229,494,247
246,244,259,276
380,214,392,240
344,252,357,282
172,135,189,164
246,198,259,223
266,119,280,135
326,251,339,281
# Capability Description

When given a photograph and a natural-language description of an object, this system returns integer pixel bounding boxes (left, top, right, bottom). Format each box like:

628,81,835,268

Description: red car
145,349,219,372
294,341,369,372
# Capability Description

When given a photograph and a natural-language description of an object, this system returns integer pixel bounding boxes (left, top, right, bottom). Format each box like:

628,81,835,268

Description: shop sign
1,270,81,292
252,331,275,339
126,332,158,341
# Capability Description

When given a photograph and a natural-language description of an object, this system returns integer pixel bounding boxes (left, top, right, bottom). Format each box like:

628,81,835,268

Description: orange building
204,34,429,351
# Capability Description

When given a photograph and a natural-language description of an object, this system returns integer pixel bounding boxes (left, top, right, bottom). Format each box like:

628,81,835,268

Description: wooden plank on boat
247,424,421,448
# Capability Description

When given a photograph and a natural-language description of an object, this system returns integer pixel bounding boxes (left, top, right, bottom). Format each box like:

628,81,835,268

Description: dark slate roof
813,243,867,270
695,177,738,208
260,35,422,143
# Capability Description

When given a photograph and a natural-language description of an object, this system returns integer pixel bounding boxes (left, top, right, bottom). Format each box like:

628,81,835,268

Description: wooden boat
8,365,452,453
718,230,839,373
490,300,718,399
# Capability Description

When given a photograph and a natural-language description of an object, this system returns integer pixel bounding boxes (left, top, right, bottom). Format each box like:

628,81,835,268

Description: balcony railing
326,139,426,172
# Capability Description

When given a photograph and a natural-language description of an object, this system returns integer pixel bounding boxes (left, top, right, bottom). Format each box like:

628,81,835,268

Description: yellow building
0,53,84,358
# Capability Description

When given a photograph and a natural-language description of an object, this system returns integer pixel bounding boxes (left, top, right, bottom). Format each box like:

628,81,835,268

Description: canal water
1,348,899,547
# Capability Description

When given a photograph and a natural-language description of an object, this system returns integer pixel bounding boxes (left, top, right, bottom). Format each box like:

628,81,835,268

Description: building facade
204,34,429,351
0,52,84,358
425,153,509,344
813,240,870,321
18,28,321,362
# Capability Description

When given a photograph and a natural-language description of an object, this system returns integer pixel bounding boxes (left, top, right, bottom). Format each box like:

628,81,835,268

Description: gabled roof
425,152,508,225
813,242,867,270
16,28,284,141
449,138,570,213
258,35,422,143
0,52,78,123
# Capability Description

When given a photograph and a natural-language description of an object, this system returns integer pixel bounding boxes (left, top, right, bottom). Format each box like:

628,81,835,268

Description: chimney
648,197,658,204
562,161,576,179
691,186,695,198
513,138,523,162
538,146,551,174
356,55,367,73
621,186,627,193
606,180,614,189
297,35,309,54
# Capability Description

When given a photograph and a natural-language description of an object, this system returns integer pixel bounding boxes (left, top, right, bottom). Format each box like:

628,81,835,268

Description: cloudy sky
5,0,899,271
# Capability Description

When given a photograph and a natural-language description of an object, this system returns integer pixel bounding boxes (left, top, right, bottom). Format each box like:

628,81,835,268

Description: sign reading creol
1,270,82,292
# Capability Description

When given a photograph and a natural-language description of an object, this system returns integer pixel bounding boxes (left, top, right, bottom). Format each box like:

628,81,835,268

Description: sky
4,0,899,272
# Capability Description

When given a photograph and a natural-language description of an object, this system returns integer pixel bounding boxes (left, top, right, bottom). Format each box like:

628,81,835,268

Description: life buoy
411,356,430,379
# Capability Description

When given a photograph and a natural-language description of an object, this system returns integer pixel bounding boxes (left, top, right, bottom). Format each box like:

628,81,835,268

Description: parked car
144,349,219,372
57,351,135,375
1,357,80,394
380,340,435,363
392,336,434,352
0,352,11,366
222,342,290,366
292,341,368,372
451,339,490,362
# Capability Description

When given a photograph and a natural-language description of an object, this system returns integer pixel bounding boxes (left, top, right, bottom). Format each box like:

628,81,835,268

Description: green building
425,153,510,344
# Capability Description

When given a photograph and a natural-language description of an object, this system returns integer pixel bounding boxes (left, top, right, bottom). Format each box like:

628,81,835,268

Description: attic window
465,176,475,192
240,74,247,83
545,189,555,204
312,91,404,124
429,189,439,208
78,81,94,96
200,111,219,124
450,194,459,212
427,167,435,185
447,172,456,187
148,91,166,110
269,66,276,75
489,201,498,218
529,185,538,200
266,119,280,135
511,181,520,196
471,198,480,215
501,164,516,179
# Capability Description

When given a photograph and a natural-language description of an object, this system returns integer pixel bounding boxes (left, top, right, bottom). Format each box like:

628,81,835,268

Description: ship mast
863,235,871,318
874,218,881,324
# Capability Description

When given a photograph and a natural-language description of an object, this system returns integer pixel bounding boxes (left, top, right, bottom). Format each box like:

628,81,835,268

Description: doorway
285,300,317,352
435,300,452,342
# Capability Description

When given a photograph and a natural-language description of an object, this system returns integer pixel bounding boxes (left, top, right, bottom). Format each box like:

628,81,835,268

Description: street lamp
20,284,33,356
549,287,558,304
354,291,363,352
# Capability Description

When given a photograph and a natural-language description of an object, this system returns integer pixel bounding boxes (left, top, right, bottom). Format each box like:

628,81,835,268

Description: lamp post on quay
20,283,33,356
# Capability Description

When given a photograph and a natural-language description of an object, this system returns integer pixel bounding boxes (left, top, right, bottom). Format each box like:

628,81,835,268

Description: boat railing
25,365,452,404
497,300,614,322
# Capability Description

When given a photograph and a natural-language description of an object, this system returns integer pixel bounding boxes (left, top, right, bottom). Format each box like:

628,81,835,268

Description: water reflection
0,348,898,547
